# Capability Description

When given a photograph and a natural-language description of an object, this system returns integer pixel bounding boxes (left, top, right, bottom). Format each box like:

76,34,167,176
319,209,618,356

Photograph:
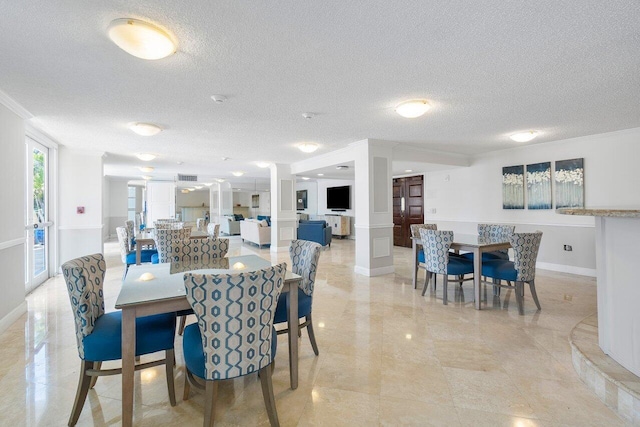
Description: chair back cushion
170,237,229,270
410,223,437,238
116,227,130,264
183,263,286,380
125,220,135,250
61,254,106,359
478,224,515,257
289,240,321,296
509,231,543,281
419,229,453,275
155,228,192,263
207,223,220,238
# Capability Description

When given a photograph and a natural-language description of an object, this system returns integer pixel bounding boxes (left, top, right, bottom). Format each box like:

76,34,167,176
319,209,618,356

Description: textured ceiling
1,1,639,182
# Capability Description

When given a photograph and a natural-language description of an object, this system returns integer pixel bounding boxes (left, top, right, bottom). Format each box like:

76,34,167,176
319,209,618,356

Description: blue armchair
297,220,332,247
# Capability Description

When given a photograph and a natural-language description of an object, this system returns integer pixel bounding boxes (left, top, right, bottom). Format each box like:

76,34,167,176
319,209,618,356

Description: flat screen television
327,185,350,210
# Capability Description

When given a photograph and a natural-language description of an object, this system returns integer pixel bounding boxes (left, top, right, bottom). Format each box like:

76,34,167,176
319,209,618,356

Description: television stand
325,214,350,238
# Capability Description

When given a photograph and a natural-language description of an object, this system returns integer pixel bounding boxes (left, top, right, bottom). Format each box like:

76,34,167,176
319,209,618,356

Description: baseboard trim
354,265,395,277
0,301,27,335
537,261,596,277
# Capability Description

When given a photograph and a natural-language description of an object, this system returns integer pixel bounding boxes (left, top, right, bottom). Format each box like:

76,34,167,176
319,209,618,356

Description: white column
270,163,297,252
353,139,394,276
219,181,233,218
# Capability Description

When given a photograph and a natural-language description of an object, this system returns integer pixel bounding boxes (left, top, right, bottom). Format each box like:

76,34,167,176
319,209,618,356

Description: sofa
240,219,271,248
220,216,241,235
297,220,332,247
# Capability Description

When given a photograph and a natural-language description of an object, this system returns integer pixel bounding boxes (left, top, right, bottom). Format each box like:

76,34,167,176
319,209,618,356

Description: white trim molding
26,123,59,149
354,265,395,277
0,301,27,335
58,224,105,230
354,223,394,229
0,88,33,119
536,261,596,277
0,238,26,251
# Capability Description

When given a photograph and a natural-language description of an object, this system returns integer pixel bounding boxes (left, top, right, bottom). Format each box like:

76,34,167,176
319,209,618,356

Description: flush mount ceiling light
107,18,176,60
216,178,226,183
141,175,152,180
139,166,154,172
232,171,244,177
181,189,189,193
194,185,203,189
301,177,310,180
136,153,156,161
395,100,431,118
255,161,270,168
510,131,539,142
317,173,324,176
211,95,227,103
405,169,413,173
204,182,213,186
298,142,319,153
129,122,162,136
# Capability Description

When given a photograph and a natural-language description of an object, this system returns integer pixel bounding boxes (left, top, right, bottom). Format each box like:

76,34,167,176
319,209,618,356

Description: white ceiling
2,1,639,183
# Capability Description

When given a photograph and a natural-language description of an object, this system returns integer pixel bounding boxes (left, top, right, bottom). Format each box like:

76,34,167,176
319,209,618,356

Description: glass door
25,139,51,293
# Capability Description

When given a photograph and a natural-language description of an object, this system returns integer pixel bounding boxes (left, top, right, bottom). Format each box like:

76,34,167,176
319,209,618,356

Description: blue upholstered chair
257,215,271,226
182,263,287,427
62,254,176,426
116,227,157,279
419,229,474,304
125,220,136,249
297,220,332,247
274,240,322,355
152,227,192,264
482,231,543,315
170,237,230,335
462,224,515,261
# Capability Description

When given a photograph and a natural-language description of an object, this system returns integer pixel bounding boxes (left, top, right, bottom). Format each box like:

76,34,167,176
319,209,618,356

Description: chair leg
183,370,191,401
178,315,187,336
443,275,448,305
89,362,101,389
204,381,218,427
529,280,541,310
259,364,280,427
306,315,319,356
515,281,525,315
165,349,176,406
68,360,94,427
122,264,129,281
422,272,430,296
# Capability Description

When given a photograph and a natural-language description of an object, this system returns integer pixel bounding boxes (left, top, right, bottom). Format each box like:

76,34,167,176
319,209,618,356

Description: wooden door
393,175,424,247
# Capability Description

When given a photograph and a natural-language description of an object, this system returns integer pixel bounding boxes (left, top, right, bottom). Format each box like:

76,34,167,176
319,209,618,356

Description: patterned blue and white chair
462,224,515,261
411,224,438,289
274,240,322,355
170,237,230,335
125,220,136,250
419,229,474,304
207,223,220,238
116,227,157,279
62,254,176,426
182,263,287,427
482,231,543,315
152,227,192,264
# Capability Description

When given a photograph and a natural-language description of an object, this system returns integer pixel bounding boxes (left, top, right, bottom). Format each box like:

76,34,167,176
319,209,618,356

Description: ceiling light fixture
141,175,152,180
129,122,162,136
510,131,539,142
181,189,189,194
136,153,156,161
301,177,310,180
211,95,227,103
317,173,324,176
395,99,431,118
216,178,225,183
255,161,270,168
204,183,213,186
107,18,176,60
194,185,203,189
302,112,314,119
232,171,244,177
298,142,319,153
404,169,413,173
139,166,154,172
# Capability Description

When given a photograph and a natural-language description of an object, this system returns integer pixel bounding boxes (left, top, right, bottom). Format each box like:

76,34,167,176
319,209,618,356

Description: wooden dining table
412,233,511,309
115,254,302,427
134,229,209,264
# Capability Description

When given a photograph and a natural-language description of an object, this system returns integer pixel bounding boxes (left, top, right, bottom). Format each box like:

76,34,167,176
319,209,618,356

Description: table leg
122,308,136,427
136,243,142,265
473,248,482,310
412,240,418,289
287,281,299,389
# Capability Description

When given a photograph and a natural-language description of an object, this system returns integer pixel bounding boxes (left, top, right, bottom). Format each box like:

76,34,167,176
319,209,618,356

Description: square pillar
270,163,297,252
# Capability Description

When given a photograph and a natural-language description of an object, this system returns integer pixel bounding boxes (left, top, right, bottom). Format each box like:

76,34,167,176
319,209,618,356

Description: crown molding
0,88,33,119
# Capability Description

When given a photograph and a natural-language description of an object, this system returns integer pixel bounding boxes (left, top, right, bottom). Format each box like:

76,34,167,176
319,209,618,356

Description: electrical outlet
564,245,573,251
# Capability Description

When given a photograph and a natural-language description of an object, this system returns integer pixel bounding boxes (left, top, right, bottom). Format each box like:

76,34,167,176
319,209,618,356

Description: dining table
115,254,302,427
412,233,511,309
134,229,209,264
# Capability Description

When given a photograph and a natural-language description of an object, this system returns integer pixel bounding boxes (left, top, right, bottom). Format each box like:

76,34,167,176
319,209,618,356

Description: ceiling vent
177,174,198,182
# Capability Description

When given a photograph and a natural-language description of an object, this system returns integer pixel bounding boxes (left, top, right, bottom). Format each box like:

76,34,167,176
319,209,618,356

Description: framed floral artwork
502,165,524,209
527,162,552,209
555,158,584,208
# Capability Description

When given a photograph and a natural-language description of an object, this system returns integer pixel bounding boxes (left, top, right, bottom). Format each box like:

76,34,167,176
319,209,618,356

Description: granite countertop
557,208,640,218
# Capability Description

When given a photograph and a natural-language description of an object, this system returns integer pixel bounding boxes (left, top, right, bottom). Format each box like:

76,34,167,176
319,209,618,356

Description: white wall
425,127,640,275
232,191,270,217
295,181,318,216
58,148,104,266
0,103,26,332
107,179,128,237
102,177,110,239
177,189,209,208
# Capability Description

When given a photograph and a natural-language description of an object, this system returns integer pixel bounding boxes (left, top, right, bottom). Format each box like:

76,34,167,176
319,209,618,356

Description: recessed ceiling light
298,143,319,153
510,131,539,142
204,183,213,186
194,185,203,189
211,95,227,103
232,171,244,177
255,161,270,168
141,175,152,180
107,18,176,60
301,177,310,180
395,100,431,118
317,173,324,176
136,153,156,161
139,166,154,172
404,169,413,173
181,189,189,193
129,122,162,136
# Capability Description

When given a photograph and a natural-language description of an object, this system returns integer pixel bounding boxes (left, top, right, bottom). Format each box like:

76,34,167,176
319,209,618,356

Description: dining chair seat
83,311,176,362
481,259,517,282
125,249,157,265
183,324,278,381
274,288,312,323
446,257,475,276
461,251,509,261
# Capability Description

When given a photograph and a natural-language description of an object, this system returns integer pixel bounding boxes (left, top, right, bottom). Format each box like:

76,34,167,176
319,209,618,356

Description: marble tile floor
0,238,629,426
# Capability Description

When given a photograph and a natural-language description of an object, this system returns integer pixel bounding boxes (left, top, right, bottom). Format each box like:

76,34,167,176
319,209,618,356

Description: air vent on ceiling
177,174,198,182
